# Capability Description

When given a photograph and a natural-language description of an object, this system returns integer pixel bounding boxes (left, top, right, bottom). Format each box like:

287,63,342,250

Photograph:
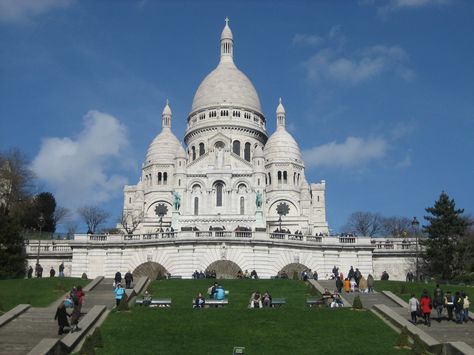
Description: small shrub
352,295,363,309
81,273,88,280
411,334,428,355
395,326,410,348
117,293,129,311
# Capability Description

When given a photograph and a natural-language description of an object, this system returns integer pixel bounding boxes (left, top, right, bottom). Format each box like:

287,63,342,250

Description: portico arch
133,262,168,280
280,263,310,279
205,260,241,279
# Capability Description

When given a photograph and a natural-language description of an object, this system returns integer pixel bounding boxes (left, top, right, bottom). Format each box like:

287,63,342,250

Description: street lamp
36,213,45,265
411,216,420,281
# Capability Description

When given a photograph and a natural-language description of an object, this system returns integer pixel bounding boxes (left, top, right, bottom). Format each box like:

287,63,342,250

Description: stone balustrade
26,241,72,254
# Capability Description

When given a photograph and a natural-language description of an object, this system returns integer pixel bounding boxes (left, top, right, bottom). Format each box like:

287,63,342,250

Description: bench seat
271,298,286,307
192,298,228,308
306,298,325,307
136,298,172,307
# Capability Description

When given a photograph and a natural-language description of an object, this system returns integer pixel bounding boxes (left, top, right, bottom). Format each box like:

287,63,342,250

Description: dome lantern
162,99,172,129
220,17,233,63
276,97,286,129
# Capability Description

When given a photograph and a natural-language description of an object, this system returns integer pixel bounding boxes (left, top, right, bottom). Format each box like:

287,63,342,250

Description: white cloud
396,151,412,168
305,45,413,85
302,136,388,169
0,0,73,24
377,0,450,15
31,110,129,210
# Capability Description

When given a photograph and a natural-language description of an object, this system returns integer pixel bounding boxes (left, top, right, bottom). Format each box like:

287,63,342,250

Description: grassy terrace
374,280,472,302
98,279,409,355
0,277,87,313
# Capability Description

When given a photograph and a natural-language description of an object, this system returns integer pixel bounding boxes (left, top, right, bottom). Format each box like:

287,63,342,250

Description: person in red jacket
420,289,432,327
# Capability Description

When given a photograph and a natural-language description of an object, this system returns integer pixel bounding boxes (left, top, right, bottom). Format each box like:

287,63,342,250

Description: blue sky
1,0,473,233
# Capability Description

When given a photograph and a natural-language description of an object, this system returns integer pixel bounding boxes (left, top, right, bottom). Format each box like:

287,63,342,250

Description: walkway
0,278,117,355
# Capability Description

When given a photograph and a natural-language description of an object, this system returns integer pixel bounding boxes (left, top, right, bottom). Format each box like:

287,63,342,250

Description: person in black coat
54,301,70,335
114,271,122,285
124,270,133,289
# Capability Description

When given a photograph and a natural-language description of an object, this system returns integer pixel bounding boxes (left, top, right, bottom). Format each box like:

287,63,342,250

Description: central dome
190,20,262,115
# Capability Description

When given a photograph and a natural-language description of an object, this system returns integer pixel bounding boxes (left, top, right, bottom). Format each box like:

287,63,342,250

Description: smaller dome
145,130,183,164
264,129,302,163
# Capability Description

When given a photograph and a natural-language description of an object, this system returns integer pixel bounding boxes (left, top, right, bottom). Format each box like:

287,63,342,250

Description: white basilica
122,19,329,235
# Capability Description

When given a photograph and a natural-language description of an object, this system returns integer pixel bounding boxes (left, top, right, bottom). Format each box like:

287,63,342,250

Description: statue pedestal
172,211,180,229
255,210,264,228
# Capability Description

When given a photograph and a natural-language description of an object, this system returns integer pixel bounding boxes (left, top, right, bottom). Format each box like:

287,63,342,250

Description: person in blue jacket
115,283,125,307
215,284,225,300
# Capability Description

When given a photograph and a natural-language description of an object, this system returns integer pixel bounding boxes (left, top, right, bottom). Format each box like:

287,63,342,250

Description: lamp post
411,216,420,281
36,213,45,266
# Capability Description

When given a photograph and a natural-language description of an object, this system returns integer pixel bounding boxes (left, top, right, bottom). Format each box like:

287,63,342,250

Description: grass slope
374,280,472,302
0,277,87,312
98,280,408,355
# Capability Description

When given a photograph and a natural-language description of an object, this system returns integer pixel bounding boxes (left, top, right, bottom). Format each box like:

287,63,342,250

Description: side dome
145,130,183,164
264,98,303,163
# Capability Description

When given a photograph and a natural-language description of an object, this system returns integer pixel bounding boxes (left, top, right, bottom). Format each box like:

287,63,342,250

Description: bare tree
0,148,35,215
341,211,384,237
77,206,110,234
381,216,412,237
53,206,71,226
119,211,143,234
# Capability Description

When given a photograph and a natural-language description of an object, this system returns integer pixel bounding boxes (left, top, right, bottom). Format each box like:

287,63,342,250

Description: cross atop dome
220,17,234,63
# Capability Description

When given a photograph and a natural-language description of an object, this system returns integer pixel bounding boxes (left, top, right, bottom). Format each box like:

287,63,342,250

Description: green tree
0,213,26,279
423,191,472,280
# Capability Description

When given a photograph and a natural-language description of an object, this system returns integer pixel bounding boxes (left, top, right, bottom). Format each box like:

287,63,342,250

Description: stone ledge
60,305,106,351
27,338,63,355
0,304,30,328
83,276,104,292
381,291,408,307
373,304,440,348
133,276,149,295
443,341,474,355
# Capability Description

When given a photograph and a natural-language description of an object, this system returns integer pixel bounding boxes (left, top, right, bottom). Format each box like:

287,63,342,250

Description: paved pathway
0,278,116,355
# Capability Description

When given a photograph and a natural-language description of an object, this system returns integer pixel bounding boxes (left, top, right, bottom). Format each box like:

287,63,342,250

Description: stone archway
133,262,168,280
280,263,310,279
206,260,241,279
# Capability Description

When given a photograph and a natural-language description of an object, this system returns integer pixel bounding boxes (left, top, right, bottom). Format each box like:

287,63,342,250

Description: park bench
306,298,325,307
136,298,172,307
192,298,228,308
270,298,286,308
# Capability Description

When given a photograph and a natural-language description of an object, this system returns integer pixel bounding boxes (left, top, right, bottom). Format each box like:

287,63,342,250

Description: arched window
158,172,162,185
178,179,181,186
232,140,240,156
293,172,296,185
192,146,196,160
257,178,260,186
244,142,251,161
163,172,168,185
283,171,287,184
240,197,245,215
277,171,282,182
265,175,268,185
268,172,272,185
194,197,199,215
216,182,223,207
199,143,205,156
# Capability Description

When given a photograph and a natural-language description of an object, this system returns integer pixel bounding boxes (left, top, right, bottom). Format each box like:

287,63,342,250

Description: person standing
454,291,464,324
114,283,125,307
125,270,134,289
408,294,420,324
58,262,65,277
50,267,56,278
27,266,33,279
114,271,122,287
445,291,455,321
433,285,444,322
367,274,375,293
420,290,432,327
335,276,343,293
462,292,470,323
54,301,70,335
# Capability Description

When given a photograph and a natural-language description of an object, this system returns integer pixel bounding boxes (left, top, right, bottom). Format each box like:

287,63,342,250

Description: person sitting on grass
208,282,218,299
194,292,205,308
54,300,70,335
330,291,343,308
114,283,125,307
143,291,152,306
249,291,262,308
262,291,272,307
322,288,333,306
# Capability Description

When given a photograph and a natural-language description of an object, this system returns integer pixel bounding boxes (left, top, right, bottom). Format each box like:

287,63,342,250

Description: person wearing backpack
454,291,464,324
433,285,444,322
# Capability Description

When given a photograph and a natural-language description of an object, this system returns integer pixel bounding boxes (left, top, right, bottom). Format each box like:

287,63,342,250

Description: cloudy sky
1,0,473,232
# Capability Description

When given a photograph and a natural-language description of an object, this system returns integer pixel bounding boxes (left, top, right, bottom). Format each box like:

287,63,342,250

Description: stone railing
26,241,72,254
371,238,420,252
195,231,252,238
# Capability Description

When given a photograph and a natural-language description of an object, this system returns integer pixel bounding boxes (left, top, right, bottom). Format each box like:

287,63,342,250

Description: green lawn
374,280,472,302
97,280,409,355
0,277,88,312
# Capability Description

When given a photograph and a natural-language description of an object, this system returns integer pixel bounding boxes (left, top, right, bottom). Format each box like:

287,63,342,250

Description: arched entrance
133,262,168,280
280,263,310,279
206,260,241,279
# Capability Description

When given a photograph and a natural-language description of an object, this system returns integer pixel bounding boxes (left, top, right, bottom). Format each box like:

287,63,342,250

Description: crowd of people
54,284,85,335
27,262,66,278
408,285,470,327
329,266,375,294
191,269,217,279
248,290,272,308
